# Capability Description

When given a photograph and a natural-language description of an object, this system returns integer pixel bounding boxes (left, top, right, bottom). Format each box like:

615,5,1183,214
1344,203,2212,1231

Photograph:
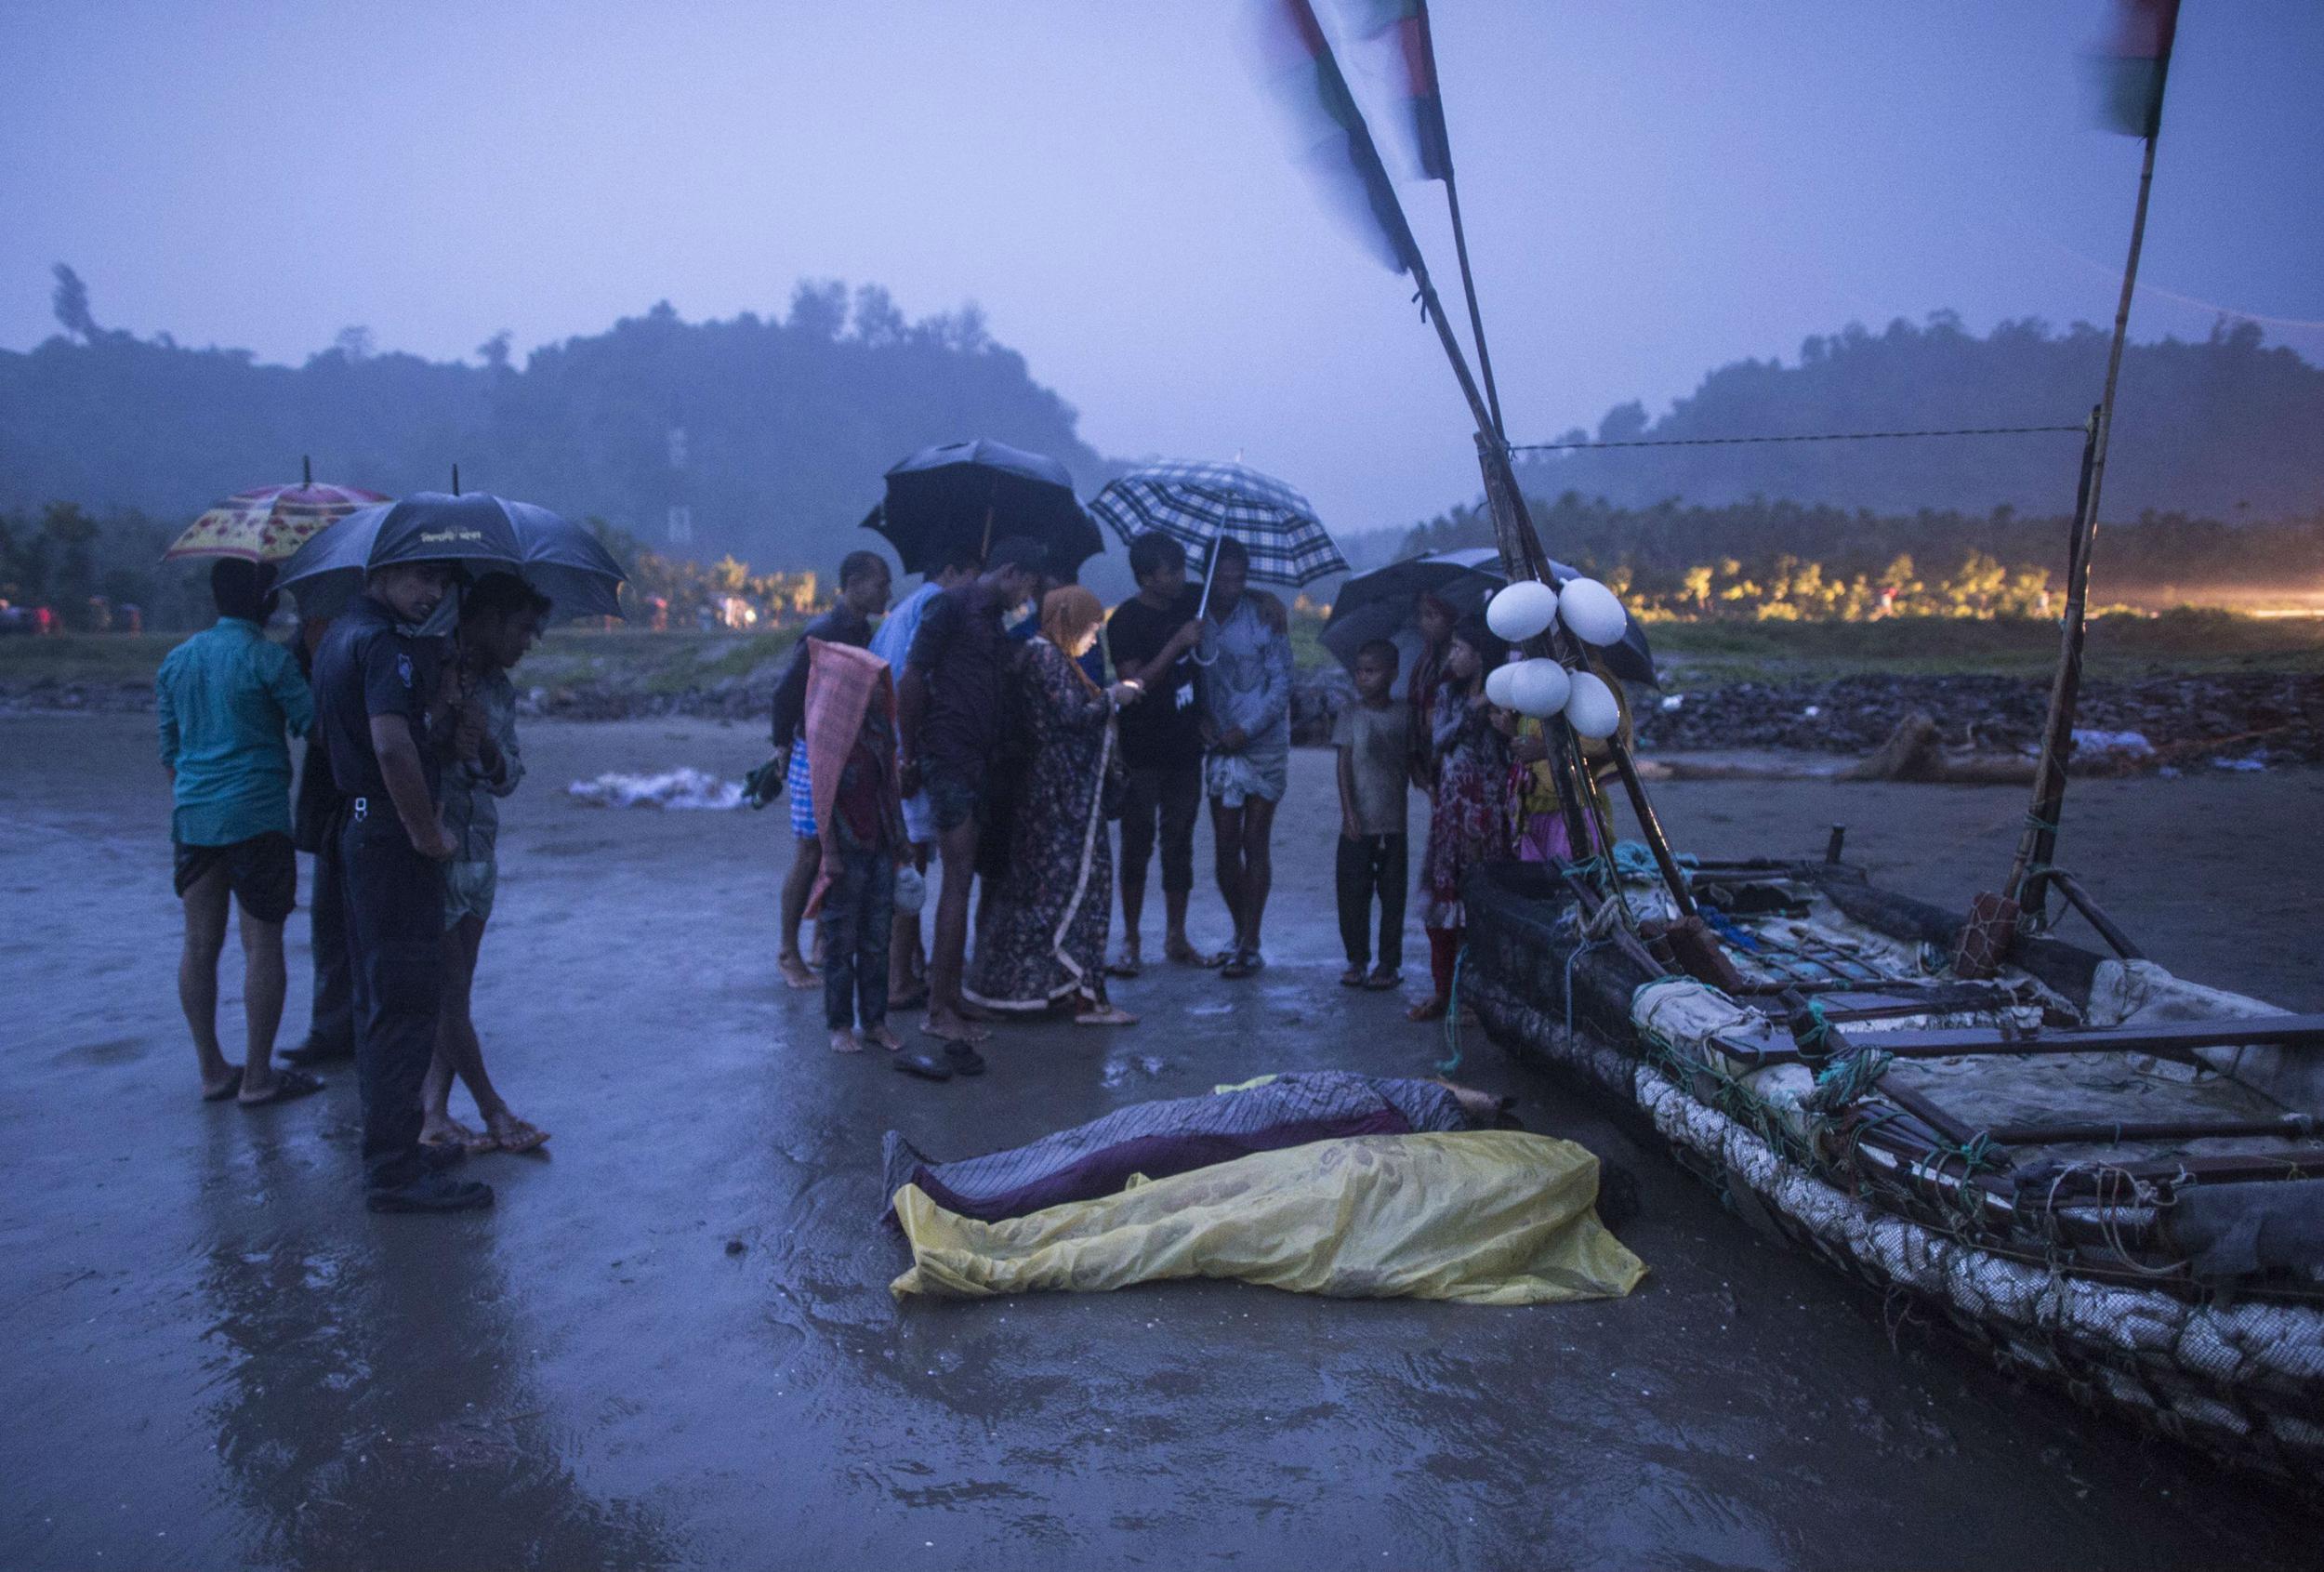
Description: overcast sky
4,0,2318,536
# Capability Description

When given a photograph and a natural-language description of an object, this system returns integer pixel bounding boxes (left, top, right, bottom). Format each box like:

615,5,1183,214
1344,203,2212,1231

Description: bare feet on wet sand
921,1009,990,1044
778,951,818,989
829,1027,865,1053
860,1023,905,1052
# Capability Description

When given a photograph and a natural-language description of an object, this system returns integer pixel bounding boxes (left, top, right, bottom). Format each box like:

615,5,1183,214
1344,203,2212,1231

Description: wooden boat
1461,847,2324,1491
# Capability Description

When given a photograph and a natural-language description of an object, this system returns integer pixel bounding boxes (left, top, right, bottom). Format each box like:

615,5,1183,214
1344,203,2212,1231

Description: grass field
8,607,2323,694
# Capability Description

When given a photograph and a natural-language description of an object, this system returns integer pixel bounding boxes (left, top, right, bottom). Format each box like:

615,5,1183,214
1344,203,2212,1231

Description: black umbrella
502,501,627,620
275,491,526,617
1323,548,1657,686
860,439,1103,578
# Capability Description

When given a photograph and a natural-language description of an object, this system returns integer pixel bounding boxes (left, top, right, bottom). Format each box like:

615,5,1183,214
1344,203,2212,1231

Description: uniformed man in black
312,561,494,1213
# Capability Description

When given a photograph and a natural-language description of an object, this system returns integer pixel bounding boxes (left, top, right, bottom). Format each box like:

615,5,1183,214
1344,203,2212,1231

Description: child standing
1333,640,1412,990
804,640,908,1053
1409,617,1516,1023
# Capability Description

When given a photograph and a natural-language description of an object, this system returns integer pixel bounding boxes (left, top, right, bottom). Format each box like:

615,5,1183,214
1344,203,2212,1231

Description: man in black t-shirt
899,536,1046,1061
1104,533,1208,974
312,561,492,1214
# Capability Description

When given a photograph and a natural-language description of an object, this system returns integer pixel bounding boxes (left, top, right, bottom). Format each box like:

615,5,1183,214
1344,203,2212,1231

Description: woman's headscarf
1040,585,1106,691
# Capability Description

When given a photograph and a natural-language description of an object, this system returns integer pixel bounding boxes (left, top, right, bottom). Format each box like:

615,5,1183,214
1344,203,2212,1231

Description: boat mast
2006,4,2181,925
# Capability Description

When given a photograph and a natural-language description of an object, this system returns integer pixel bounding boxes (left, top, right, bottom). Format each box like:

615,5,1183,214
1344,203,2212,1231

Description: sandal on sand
492,1119,550,1156
1221,949,1264,980
1339,966,1367,987
1106,953,1142,980
944,1041,987,1077
1406,997,1450,1023
239,1067,327,1108
893,1052,953,1081
1364,969,1403,991
1166,940,1220,969
202,1064,245,1103
1074,1004,1139,1027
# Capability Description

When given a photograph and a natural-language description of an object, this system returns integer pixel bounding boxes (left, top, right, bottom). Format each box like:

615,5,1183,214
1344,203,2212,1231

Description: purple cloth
882,1072,1470,1224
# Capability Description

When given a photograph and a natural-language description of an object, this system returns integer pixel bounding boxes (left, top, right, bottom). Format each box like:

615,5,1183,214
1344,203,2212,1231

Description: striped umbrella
1088,461,1347,592
164,458,388,562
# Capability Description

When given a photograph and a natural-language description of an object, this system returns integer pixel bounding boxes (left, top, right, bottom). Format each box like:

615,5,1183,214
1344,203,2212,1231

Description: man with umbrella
291,495,534,1213
897,536,1049,1061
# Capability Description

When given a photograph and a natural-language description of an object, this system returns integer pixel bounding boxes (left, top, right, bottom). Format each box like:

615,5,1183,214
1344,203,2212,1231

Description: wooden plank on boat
1714,1014,2324,1064
1987,1114,2317,1144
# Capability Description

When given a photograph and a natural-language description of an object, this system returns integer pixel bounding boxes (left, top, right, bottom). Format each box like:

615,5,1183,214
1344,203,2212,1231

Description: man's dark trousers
339,802,444,1193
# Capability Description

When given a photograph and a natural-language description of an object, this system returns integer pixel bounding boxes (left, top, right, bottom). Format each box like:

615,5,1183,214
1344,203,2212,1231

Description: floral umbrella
163,458,389,562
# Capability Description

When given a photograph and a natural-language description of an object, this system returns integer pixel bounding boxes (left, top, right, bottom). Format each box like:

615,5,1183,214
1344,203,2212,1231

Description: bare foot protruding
778,951,818,989
921,1009,990,1044
1406,996,1450,1023
1074,1003,1139,1027
424,1114,488,1150
861,1022,905,1052
829,1027,865,1054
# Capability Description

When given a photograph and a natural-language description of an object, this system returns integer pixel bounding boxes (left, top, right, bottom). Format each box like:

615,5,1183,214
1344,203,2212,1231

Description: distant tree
477,330,513,371
334,325,375,361
786,281,847,341
850,285,905,347
50,264,99,342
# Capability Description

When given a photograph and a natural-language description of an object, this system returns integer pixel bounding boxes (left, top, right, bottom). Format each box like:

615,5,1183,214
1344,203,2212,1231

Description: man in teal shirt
156,561,321,1107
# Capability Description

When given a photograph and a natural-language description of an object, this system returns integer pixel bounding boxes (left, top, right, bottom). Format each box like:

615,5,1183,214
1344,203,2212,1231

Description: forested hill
1516,313,2323,521
0,278,1104,567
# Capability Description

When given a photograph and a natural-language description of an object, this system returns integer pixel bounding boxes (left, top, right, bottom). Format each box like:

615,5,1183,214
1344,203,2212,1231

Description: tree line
0,268,1105,575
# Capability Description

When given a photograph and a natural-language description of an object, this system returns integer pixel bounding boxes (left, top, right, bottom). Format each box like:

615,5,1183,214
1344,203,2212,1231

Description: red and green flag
2094,0,2181,139
1258,0,1425,276
1339,0,1454,180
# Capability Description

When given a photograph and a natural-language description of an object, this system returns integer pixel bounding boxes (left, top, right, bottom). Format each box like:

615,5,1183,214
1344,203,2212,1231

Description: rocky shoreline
11,667,2317,772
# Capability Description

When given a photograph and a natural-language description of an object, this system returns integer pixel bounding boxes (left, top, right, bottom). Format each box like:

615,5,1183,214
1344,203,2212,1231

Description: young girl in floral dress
1409,617,1516,1023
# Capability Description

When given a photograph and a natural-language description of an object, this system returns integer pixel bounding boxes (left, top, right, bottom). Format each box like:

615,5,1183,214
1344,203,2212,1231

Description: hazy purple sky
4,1,2318,535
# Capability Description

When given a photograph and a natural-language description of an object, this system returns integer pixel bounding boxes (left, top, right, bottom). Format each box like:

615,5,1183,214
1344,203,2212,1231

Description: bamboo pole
2006,116,2168,922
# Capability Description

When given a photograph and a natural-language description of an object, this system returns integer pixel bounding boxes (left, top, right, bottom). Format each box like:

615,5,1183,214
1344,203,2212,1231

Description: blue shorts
787,744,816,839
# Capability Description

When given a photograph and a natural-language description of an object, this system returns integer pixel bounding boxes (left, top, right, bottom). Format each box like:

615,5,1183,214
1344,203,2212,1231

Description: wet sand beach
2,711,2318,1570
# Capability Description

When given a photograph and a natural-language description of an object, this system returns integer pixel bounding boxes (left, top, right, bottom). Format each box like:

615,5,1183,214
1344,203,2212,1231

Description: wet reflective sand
3,712,2317,1569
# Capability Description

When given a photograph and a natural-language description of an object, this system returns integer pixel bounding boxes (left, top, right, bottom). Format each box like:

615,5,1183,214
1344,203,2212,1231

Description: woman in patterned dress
967,587,1144,1024
1409,617,1515,1023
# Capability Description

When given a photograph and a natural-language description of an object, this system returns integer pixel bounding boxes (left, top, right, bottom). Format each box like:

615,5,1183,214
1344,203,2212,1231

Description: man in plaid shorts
771,550,891,988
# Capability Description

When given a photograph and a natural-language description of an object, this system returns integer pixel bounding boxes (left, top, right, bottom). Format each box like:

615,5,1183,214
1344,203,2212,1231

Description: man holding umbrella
288,493,536,1213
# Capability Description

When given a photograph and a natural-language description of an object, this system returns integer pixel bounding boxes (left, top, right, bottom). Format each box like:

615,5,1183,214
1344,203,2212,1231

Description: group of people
159,556,553,1214
158,535,1621,1208
766,535,1624,1077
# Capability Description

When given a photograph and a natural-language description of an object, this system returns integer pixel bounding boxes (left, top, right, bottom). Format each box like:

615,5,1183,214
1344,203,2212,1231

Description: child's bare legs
778,835,821,987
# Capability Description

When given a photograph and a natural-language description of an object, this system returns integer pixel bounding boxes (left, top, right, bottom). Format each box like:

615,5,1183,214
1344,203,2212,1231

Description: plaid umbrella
163,459,388,562
1088,460,1346,588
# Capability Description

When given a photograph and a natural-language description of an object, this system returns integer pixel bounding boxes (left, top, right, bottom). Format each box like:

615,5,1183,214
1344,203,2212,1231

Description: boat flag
2094,0,2180,139
1256,0,1426,276
1336,0,1454,180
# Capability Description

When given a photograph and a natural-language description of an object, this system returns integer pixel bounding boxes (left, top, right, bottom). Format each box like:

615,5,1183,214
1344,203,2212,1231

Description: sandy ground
2,710,2318,1571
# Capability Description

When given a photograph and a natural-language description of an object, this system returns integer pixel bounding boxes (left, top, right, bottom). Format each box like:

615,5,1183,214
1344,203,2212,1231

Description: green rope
1792,997,1832,1054
1436,945,1468,1073
2023,812,2061,835
1804,1048,1895,1114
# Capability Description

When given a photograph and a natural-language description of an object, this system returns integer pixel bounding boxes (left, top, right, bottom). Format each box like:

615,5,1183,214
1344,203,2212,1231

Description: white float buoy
1557,577,1628,647
1485,578,1557,642
1509,657,1572,719
1483,658,1519,708
1564,669,1620,739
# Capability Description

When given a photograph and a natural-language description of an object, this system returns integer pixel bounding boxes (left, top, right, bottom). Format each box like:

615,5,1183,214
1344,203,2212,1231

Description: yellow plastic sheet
890,1130,1647,1304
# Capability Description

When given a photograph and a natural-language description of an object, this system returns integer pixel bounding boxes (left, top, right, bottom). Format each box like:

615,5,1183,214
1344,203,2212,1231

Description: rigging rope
1508,422,2087,454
